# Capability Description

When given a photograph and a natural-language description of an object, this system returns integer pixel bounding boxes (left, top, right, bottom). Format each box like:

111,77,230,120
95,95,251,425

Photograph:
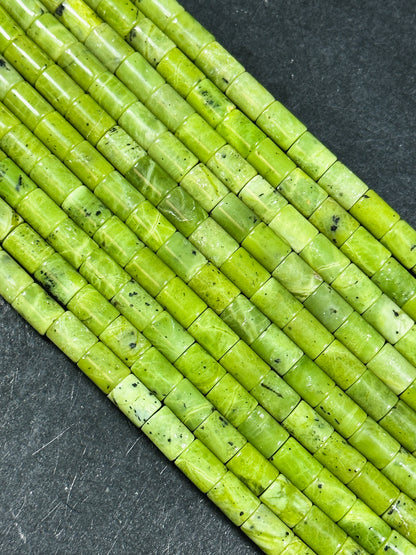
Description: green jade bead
62,185,112,237
282,401,333,454
142,310,194,362
332,263,382,314
65,94,115,146
189,217,238,268
277,167,326,218
12,282,64,335
126,200,175,251
0,201,22,242
187,79,235,128
318,162,369,210
242,223,290,273
158,47,203,98
96,126,144,176
240,175,288,225
67,284,118,336
271,437,322,490
314,433,366,485
287,132,336,181
227,442,278,497
58,41,106,90
250,323,303,375
188,263,239,313
304,283,353,333
336,538,367,555
0,98,19,138
117,51,165,104
126,247,174,297
99,315,150,366
147,83,193,132
350,189,399,240
226,72,274,121
132,0,184,30
131,347,181,400
220,340,270,392
294,505,347,555
28,13,78,63
194,40,244,92
314,339,366,388
341,226,391,277
338,499,390,553
33,111,83,160
211,192,258,243
0,157,37,207
4,81,53,132
260,474,312,528
194,410,246,464
47,218,98,269
63,140,114,191
382,448,416,499
334,312,384,364
35,252,87,305
221,247,269,298
2,124,49,176
188,308,238,360
206,373,257,428
175,343,225,395
382,219,416,270
142,405,194,461
175,438,226,494
257,101,307,152
126,156,176,206
119,101,167,150
79,248,130,300
346,370,398,422
3,224,54,274
156,276,206,328
180,163,228,212
363,294,413,344
238,406,289,460
108,373,161,429
85,23,132,73
380,401,416,452
0,249,33,303
348,417,401,469
88,71,136,120
128,14,175,66
15,188,67,238
0,5,21,52
31,154,82,205
383,493,416,545
280,537,314,555
372,258,416,312
270,204,318,253
157,231,206,282
251,275,303,327
164,378,214,431
207,144,257,195
111,279,161,332
37,63,83,114
157,186,207,238
221,294,270,346
46,311,97,363
283,309,333,360
164,10,214,60
93,215,143,267
396,326,416,367
285,356,334,408
250,370,300,423
176,113,226,164
247,138,296,187
309,196,359,247
216,109,265,159
376,531,416,555
400,380,416,411
273,252,322,302
301,233,350,283
147,131,198,182
368,344,416,396
0,0,44,31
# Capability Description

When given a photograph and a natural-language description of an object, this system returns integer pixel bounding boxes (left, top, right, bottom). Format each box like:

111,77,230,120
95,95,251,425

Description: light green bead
206,373,257,428
0,200,22,241
142,310,194,362
270,204,318,253
4,80,52,132
126,247,174,297
226,72,274,121
176,113,226,164
217,109,265,159
228,442,278,497
165,378,213,430
350,189,399,239
207,144,257,194
332,263,382,314
58,42,105,90
158,186,207,238
288,132,336,181
315,339,366,388
116,51,165,103
221,294,269,346
28,13,77,60
4,35,52,85
67,284,118,336
251,323,303,374
301,233,350,283
120,101,167,150
261,474,312,528
304,282,353,333
62,186,112,237
318,162,368,210
349,417,400,470
129,16,174,66
35,252,86,304
156,276,206,328
126,155,175,205
188,308,238,360
382,219,416,270
338,499,390,553
251,370,300,422
1,0,43,30
239,406,289,459
341,227,391,277
131,346,182,400
375,530,416,555
187,78,235,128
64,140,114,191
97,126,143,175
175,439,226,494
396,326,416,367
240,174,287,224
304,467,355,523
147,83,193,131
78,341,131,393
165,10,214,60
175,343,225,395
142,405,194,460
2,125,49,176
0,158,37,207
278,167,327,217
317,387,367,438
65,94,114,146
47,218,98,269
80,249,129,300
221,247,269,298
100,315,150,366
158,48,203,98
16,188,67,238
108,373,161,428
95,0,140,37
283,308,333,360
257,101,307,152
88,71,136,120
188,263,239,313
285,356,334,408
363,294,413,344
157,231,206,282
194,411,246,463
334,312,384,364
195,41,244,92
0,6,21,51
281,537,315,554
348,461,399,515
251,278,302,328
211,192,259,243
147,131,197,182
382,448,416,499
346,370,397,422
46,311,97,363
314,432,366,484
271,437,322,490
34,111,82,160
126,200,175,251
310,196,359,247
180,163,228,212
85,23,132,73
372,257,416,310
283,401,333,453
380,401,416,453
189,217,238,268
368,344,416,395
208,471,261,526
12,282,64,335
400,380,416,410
240,504,294,555
247,138,296,187
111,279,161,331
382,493,416,545
3,223,53,274
134,0,183,31
243,223,290,273
94,216,144,267
273,252,322,302
31,154,81,205
0,101,19,140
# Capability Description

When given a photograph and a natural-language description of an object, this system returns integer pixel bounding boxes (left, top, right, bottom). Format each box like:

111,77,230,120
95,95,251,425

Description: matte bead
111,279,161,331
382,448,416,499
315,339,366,388
332,263,382,314
35,252,86,305
34,111,82,160
132,0,183,30
350,416,400,469
304,467,355,523
270,204,318,253
147,131,197,182
180,163,228,212
165,11,214,60
157,231,206,282
381,219,416,270
239,406,289,459
131,347,182,400
158,48,203,98
221,294,269,346
372,257,416,310
85,23,131,73
62,186,111,237
243,223,290,273
64,141,114,191
58,42,105,90
318,162,368,210
126,156,175,206
142,405,194,461
187,78,235,128
207,144,257,194
348,461,399,515
240,175,287,224
95,0,140,37
382,493,416,545
176,113,226,164
288,132,336,181
206,373,257,428
195,41,244,92
3,224,53,275
48,218,98,269
350,189,399,239
100,315,150,366
116,51,165,104
301,233,349,283
97,126,143,175
194,411,246,463
188,263,239,313
188,309,239,359
156,276,206,328
310,196,359,247
46,311,97,363
380,401,416,452
271,437,322,490
334,312,384,364
189,218,238,267
4,81,53,131
240,504,294,555
16,188,67,238
108,374,160,429
175,439,226,493
80,249,129,300
220,340,270,392
12,282,64,335
217,110,266,159
221,247,269,298
315,432,367,484
3,125,49,176
285,356,334,408
31,154,81,205
278,168,327,217
126,247,174,297
368,344,416,395
251,323,303,374
175,343,225,395
261,474,312,527
126,200,175,251
158,186,207,238
364,294,413,344
251,370,300,422
304,282,353,333
129,16,174,66
273,252,322,302
248,138,296,187
0,201,22,242
338,499,391,553
147,83,193,132
67,284,118,336
226,72,274,121
93,216,143,268
342,227,391,277
142,310,194,362
88,71,136,120
346,370,397,422
283,309,333,360
65,94,114,146
0,159,37,208
165,378,213,430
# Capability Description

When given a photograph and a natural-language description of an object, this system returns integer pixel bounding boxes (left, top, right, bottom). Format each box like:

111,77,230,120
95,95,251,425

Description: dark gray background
1,1,415,553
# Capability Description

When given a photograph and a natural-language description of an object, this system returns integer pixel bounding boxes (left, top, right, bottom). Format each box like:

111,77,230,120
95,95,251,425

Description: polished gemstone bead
251,323,303,375
271,437,322,490
251,370,300,422
12,282,64,335
318,161,368,210
158,47,203,98
47,311,97,363
100,315,150,366
195,411,246,464
195,41,244,92
206,373,257,428
165,378,213,430
132,346,182,400
175,343,225,395
67,284,118,336
350,189,399,239
261,473,311,527
315,339,366,388
220,340,270,392
175,438,226,493
187,78,235,128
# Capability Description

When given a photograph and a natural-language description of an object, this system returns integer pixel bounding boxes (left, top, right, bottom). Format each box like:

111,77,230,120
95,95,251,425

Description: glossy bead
288,132,336,181
240,175,287,224
220,340,270,392
85,23,131,73
350,189,399,239
261,474,312,527
180,163,228,212
187,78,235,128
363,294,413,344
341,226,391,277
315,339,366,388
62,185,112,237
221,294,269,346
80,249,129,300
129,16,174,66
251,278,302,328
32,154,82,205
143,308,194,362
240,503,294,555
195,411,246,464
176,113,225,163
46,311,97,363
238,406,289,459
285,356,334,407
147,82,193,132
206,373,257,428
188,262,239,313
97,126,143,175
334,312,384,364
247,138,296,187
382,493,416,545
175,438,226,493
332,263,382,314
111,279,161,331
148,130,198,181
293,505,347,555
283,401,333,453
93,216,143,267
165,378,213,430
35,252,86,305
64,140,114,191
273,252,322,302
131,347,182,400
175,343,225,395
65,94,114,146
211,192,258,243
207,143,257,194
0,200,22,242
243,223,290,272
3,223,53,274
278,167,327,217
349,417,400,469
156,276,206,328
67,284,118,336
283,309,333,360
126,200,175,251
368,344,416,395
48,218,98,269
158,186,207,238
314,433,366,484
16,188,67,238
383,220,416,270
126,247,174,297
301,233,350,283
158,47,203,98
188,308,238,360
28,13,77,60
95,0,140,37
382,448,416,499
3,125,49,176
221,247,270,298
189,218,239,267
226,72,274,121
304,282,353,333
318,161,368,210
12,282,64,335
88,71,136,120
347,461,399,515
157,231,206,282
4,81,53,131
126,155,175,206
271,437,322,490
380,401,416,452
99,315,150,366
0,158,37,207
34,111,82,160
116,51,165,103
309,196,359,247
195,41,244,92
251,323,303,375
58,42,105,90
346,370,397,422
372,257,416,311
251,370,300,422
165,11,214,60
217,109,265,159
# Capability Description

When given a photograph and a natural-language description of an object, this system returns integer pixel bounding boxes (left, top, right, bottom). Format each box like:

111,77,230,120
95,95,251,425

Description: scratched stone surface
1,1,415,553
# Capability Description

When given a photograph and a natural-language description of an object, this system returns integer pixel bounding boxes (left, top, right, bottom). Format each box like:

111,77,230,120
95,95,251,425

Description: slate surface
1,1,415,553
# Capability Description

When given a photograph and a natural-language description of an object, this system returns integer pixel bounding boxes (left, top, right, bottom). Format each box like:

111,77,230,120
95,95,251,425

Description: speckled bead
238,406,289,460
226,72,274,121
48,218,98,269
372,257,416,312
188,308,239,360
158,186,207,238
382,448,416,499
301,234,350,283
380,401,416,452
175,343,225,395
0,200,22,242
0,158,37,208
94,0,140,37
284,356,334,408
251,278,303,329
117,51,165,103
58,42,105,90
207,144,257,194
164,378,213,430
310,197,359,247
341,227,391,277
280,537,315,554
176,113,226,163
3,224,53,275
206,373,257,428
396,326,416,367
67,284,118,336
251,371,300,422
189,218,238,267
188,262,239,313
368,343,416,396
126,200,175,251
99,315,150,366
142,310,194,362
283,401,333,453
79,248,129,300
318,162,368,210
108,373,161,429
304,283,353,333
376,530,416,555
147,131,197,181
158,48,203,98
126,156,175,206
46,311,97,363
165,10,214,60
64,141,114,191
31,154,82,205
332,263,381,314
242,223,290,273
273,253,322,303
157,232,206,282
271,437,322,490
97,126,144,176
62,186,112,237
180,163,228,212
2,125,49,176
251,323,303,374
0,249,32,302
175,438,226,493
125,247,173,297
363,294,413,344
156,276,205,328
194,410,246,463
147,83,193,132
314,433,366,484
287,132,336,181
220,340,270,392
195,41,244,92
277,168,327,217
283,309,333,360
334,312,384,364
15,188,67,238
34,111,83,160
239,175,287,224
129,16,175,66
221,248,270,298
261,473,312,527
400,380,416,411
131,347,181,400
346,370,398,422
35,252,86,304
315,339,366,388
350,189,399,239
93,215,144,267
187,79,235,128
65,94,115,146
111,279,161,331
247,138,296,187
383,493,416,545
217,109,265,159
382,219,416,270
12,282,64,335
221,294,269,346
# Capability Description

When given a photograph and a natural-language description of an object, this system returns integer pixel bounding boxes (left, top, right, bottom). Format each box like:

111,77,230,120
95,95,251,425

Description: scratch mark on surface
38,501,61,524
31,426,72,456
106,522,127,554
125,437,139,456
